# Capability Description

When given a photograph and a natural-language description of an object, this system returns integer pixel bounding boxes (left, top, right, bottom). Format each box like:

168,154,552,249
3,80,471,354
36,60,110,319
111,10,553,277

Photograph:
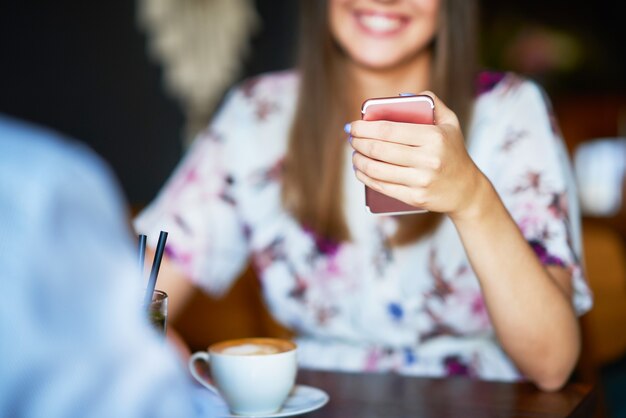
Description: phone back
361,95,434,215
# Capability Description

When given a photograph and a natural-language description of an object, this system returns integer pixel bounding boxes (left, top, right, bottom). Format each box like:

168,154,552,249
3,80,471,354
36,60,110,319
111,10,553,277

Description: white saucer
213,385,329,418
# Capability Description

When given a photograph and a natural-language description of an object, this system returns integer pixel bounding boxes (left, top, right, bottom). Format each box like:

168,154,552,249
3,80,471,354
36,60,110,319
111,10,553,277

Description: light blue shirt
0,115,218,418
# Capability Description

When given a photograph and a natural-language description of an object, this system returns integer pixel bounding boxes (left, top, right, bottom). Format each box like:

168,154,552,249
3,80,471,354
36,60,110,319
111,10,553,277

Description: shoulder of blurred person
0,114,219,418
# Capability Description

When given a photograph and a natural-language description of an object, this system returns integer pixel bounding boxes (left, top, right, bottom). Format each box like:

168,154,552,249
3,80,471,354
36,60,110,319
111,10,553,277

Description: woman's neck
346,53,432,112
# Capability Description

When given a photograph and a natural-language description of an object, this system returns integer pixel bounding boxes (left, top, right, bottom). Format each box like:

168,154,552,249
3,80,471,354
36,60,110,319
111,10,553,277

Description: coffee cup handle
188,351,220,396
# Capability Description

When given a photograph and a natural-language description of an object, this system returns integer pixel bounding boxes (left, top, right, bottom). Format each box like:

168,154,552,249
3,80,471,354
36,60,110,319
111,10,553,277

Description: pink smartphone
361,94,435,215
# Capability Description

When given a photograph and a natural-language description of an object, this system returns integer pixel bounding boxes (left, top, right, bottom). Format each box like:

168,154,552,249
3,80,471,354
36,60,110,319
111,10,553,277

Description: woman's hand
348,91,489,221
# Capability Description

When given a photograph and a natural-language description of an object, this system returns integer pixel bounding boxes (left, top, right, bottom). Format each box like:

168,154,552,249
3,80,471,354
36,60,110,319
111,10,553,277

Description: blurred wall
481,0,626,95
0,1,183,206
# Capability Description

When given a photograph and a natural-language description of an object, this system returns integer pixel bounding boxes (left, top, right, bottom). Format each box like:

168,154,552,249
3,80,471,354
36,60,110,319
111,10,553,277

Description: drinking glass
148,289,168,336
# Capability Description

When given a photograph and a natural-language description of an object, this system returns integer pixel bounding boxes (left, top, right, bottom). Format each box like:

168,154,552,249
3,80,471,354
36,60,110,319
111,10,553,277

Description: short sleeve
476,77,593,316
134,88,250,296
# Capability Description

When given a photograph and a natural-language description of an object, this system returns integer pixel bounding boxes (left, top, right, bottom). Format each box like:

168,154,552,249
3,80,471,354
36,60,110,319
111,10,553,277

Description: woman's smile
353,9,410,37
330,0,440,71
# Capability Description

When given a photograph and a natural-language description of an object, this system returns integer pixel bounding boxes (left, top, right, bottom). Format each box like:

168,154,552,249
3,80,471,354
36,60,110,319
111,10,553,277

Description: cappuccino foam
221,343,281,356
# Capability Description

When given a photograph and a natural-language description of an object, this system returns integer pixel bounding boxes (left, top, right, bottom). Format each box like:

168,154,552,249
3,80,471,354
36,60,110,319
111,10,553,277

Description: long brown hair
282,0,479,245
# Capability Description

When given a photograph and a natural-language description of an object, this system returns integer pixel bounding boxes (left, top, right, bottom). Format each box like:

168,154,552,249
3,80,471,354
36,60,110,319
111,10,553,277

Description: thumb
418,90,459,127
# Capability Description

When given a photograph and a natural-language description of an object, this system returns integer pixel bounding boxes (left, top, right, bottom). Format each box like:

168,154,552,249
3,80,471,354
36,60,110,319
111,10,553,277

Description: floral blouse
135,70,592,381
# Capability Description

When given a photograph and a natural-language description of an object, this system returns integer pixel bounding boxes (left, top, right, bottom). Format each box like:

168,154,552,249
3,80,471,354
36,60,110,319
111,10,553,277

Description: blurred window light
574,138,626,217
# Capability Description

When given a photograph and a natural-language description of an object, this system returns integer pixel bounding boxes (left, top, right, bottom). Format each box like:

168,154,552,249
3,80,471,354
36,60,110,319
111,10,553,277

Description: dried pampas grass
137,0,259,143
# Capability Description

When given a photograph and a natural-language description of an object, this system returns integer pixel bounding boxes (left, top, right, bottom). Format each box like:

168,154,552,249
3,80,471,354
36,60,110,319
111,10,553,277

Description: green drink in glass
148,289,168,336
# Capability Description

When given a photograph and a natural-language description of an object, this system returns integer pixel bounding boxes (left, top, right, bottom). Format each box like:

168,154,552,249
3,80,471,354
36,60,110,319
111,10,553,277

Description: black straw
143,230,168,308
137,234,147,274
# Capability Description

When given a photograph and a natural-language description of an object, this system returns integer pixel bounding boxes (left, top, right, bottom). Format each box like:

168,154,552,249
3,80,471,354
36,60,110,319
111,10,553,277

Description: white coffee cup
189,338,297,416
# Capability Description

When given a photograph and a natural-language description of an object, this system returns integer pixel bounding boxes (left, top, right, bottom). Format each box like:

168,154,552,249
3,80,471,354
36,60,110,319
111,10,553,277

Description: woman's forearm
450,175,580,391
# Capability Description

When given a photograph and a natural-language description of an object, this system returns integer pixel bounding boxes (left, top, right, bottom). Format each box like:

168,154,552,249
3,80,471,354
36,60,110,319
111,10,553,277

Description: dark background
0,0,624,207
480,0,625,93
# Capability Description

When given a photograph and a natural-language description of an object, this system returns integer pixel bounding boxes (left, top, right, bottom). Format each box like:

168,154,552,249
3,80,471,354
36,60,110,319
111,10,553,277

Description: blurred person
135,0,592,391
0,115,218,418
574,137,626,217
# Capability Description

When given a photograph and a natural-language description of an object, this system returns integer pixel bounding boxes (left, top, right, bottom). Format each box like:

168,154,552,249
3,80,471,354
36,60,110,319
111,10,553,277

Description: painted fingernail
344,123,351,134
399,92,417,96
347,135,352,145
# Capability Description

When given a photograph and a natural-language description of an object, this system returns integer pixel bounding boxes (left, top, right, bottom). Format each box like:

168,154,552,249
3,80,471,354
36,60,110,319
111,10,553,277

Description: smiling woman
135,0,592,392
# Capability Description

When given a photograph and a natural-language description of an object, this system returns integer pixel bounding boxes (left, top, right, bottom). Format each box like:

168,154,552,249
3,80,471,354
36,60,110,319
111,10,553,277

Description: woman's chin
349,54,415,73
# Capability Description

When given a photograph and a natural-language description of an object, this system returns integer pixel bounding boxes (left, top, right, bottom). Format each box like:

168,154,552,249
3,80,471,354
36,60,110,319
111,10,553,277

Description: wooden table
297,370,597,418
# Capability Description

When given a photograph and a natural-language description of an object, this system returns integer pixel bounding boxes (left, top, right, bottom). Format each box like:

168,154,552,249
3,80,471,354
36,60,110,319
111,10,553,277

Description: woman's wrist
449,167,499,225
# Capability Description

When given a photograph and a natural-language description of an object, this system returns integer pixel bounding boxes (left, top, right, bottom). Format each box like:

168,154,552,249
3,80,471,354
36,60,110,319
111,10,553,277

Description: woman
135,0,592,391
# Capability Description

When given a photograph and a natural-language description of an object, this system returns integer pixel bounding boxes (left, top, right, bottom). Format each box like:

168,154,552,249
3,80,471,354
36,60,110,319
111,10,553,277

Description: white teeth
359,14,402,32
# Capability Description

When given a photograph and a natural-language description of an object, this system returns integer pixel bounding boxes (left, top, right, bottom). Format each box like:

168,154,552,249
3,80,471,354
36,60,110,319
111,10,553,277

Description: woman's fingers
354,169,427,209
417,90,459,127
352,151,435,189
349,120,436,146
351,135,442,171
351,137,413,167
